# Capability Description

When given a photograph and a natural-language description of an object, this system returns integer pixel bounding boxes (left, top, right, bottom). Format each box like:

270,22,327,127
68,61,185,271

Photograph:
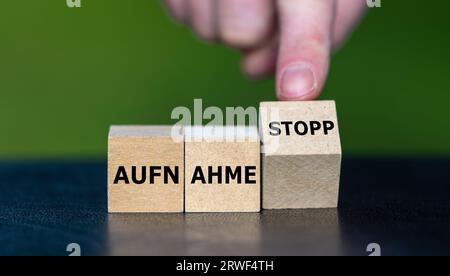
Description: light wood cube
185,126,261,213
108,126,184,213
260,101,342,209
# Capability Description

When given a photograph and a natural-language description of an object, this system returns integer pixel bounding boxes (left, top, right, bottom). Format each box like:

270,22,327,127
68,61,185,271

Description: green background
1,0,449,159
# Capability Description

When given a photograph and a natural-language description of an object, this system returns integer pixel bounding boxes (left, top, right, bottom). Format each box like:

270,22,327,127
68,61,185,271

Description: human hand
163,0,366,100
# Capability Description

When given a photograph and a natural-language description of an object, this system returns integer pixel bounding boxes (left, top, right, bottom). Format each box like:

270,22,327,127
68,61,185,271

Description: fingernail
279,64,317,100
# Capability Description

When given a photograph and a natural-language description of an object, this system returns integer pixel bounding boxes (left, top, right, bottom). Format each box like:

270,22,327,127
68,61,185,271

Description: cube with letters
108,126,184,213
185,126,261,213
260,101,342,209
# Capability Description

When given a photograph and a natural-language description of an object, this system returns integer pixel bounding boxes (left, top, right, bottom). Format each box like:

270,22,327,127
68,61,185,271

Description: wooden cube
185,126,261,213
108,126,184,213
260,101,342,209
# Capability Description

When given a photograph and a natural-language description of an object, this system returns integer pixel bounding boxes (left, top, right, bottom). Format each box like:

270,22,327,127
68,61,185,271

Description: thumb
276,0,336,101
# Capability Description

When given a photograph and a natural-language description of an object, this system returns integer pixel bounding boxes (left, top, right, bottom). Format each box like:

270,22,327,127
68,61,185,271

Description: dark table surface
0,157,449,256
